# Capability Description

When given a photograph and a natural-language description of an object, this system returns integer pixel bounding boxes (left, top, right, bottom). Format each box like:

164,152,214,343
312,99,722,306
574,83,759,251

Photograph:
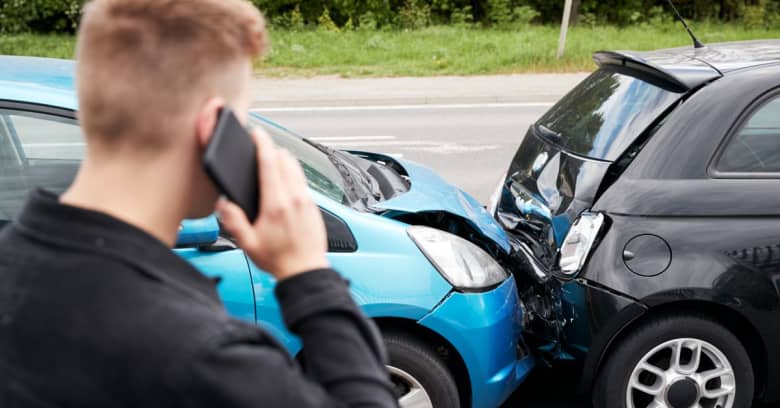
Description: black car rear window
537,68,682,161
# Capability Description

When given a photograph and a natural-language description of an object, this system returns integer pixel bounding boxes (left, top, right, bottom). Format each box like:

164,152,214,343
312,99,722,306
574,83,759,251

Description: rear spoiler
593,50,720,93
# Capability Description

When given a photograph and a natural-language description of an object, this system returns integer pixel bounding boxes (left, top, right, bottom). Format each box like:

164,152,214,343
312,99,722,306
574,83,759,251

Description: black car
488,40,780,408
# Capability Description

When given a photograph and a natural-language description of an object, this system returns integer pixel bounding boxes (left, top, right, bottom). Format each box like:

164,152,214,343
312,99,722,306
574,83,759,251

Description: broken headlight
407,226,508,291
558,212,604,278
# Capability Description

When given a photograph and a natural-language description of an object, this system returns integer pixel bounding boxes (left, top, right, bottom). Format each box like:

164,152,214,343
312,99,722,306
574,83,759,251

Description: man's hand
217,128,330,280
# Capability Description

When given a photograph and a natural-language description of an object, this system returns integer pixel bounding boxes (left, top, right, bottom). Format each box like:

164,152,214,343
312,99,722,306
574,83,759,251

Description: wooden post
557,0,574,58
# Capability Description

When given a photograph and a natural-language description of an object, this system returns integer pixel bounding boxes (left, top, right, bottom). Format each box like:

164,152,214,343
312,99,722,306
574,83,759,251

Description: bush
4,0,780,34
0,0,83,34
450,6,474,27
513,5,540,26
317,7,340,31
398,0,432,30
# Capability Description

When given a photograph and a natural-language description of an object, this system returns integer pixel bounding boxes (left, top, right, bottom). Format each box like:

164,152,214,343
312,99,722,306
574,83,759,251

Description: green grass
2,23,780,77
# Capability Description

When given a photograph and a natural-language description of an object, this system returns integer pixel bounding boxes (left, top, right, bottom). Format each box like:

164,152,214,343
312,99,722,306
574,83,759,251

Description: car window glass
537,69,682,161
719,96,780,173
249,116,348,205
0,109,82,223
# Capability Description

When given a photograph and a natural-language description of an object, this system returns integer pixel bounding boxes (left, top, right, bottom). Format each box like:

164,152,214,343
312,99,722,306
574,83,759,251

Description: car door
710,90,780,286
0,102,256,322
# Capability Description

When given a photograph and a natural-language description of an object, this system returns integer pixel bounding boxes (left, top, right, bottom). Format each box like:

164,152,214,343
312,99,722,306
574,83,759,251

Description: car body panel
593,50,720,91
177,247,257,323
419,276,534,408
640,39,780,74
0,56,78,110
373,158,512,254
246,190,454,352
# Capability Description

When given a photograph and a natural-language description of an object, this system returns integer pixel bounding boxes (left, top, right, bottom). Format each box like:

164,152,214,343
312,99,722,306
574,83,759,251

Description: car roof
596,40,780,92
0,56,77,110
637,39,780,73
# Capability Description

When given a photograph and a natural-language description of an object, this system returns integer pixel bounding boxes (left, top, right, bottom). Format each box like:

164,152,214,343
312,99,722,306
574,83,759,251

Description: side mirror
176,215,220,248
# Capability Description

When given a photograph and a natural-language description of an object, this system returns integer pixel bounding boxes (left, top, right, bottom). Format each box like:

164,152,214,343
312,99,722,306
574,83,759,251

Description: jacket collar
14,189,223,308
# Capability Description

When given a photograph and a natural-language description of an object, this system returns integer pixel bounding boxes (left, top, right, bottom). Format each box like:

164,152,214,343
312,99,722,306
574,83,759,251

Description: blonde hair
76,0,267,151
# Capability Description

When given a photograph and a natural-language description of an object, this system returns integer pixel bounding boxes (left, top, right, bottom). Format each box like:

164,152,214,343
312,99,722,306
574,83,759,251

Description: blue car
0,56,534,408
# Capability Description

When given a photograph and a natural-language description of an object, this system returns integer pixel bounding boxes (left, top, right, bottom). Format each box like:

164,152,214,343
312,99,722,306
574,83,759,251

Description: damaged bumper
559,278,647,392
418,276,535,408
504,236,570,361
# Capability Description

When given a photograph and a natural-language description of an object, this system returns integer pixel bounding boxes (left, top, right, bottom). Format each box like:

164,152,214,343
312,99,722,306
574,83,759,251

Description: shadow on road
502,360,774,408
502,362,589,408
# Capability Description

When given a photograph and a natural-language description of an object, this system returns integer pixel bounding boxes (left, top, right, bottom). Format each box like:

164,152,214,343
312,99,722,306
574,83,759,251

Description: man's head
76,0,267,218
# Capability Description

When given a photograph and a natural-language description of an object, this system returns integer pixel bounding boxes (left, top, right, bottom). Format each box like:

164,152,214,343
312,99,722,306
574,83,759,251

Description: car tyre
385,334,460,408
593,314,753,408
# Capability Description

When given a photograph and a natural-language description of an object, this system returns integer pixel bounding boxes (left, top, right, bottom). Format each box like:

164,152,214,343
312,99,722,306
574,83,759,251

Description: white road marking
309,136,396,141
252,102,553,113
22,143,86,147
415,144,500,153
324,141,434,147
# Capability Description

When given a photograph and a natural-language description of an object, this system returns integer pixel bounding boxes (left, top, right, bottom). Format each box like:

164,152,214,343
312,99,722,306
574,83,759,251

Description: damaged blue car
0,56,534,408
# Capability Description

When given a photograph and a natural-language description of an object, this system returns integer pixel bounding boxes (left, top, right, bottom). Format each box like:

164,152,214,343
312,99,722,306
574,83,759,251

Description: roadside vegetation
2,1,780,77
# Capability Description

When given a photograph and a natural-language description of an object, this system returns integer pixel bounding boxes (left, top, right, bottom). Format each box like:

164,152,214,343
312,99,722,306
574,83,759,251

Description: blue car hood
373,159,511,254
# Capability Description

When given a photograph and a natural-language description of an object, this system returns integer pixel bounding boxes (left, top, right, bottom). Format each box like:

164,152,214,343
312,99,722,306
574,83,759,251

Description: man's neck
60,157,188,247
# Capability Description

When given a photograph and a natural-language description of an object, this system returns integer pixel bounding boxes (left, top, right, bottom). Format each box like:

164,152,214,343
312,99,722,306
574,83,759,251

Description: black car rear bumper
558,278,648,394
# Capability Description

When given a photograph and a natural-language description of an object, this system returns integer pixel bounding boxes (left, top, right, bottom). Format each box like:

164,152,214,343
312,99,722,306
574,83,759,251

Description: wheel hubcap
666,378,699,408
388,365,434,408
626,338,736,408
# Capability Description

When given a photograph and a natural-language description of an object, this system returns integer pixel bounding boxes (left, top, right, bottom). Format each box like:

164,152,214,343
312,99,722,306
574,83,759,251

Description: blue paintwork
178,247,257,323
247,190,455,352
374,159,512,254
0,56,534,408
0,56,78,110
419,276,534,408
176,215,220,247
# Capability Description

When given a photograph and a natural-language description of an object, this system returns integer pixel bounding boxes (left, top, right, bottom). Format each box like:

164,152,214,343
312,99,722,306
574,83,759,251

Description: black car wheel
385,334,460,408
593,315,753,408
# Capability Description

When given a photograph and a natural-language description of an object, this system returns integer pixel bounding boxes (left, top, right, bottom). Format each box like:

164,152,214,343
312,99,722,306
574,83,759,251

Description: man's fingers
216,198,258,249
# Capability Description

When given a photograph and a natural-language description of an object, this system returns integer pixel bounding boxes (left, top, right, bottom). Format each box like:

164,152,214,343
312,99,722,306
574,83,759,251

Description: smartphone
203,107,259,221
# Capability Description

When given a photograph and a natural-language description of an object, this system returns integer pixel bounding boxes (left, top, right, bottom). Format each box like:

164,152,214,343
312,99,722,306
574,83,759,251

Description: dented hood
373,159,512,254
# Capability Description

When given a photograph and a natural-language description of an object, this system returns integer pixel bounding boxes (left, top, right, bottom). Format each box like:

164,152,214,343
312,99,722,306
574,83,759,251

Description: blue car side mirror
176,215,220,247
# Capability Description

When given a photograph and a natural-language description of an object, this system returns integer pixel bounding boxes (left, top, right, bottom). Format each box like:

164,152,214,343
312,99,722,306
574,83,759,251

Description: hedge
1,0,777,34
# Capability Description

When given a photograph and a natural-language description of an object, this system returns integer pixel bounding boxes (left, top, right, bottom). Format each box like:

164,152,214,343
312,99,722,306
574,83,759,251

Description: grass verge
2,23,779,77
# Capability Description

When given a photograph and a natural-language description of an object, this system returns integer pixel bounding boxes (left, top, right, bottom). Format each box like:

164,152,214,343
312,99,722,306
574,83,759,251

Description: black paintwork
495,40,780,403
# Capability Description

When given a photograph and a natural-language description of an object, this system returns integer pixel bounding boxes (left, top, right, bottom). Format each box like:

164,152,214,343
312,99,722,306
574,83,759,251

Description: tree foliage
1,0,778,34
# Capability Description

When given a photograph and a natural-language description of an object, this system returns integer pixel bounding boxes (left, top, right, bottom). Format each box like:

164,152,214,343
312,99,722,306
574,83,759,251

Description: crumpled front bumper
418,276,535,408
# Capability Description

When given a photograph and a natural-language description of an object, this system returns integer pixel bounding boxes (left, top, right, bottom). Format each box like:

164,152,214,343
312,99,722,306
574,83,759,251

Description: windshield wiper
327,154,360,199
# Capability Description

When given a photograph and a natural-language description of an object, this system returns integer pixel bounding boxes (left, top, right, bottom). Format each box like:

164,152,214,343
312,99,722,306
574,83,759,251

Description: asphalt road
255,103,552,205
257,103,590,408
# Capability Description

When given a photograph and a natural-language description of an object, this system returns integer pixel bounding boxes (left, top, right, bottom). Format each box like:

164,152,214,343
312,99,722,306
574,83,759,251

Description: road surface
255,102,552,204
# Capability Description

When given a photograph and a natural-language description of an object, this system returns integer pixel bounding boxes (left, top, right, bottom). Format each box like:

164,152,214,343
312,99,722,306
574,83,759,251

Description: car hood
370,157,511,254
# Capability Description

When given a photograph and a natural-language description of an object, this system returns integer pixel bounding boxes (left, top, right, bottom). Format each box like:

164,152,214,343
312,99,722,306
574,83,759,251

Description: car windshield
536,68,682,161
250,116,349,205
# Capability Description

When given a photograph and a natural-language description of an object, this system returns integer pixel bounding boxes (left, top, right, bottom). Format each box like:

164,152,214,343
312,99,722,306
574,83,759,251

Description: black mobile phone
203,107,259,221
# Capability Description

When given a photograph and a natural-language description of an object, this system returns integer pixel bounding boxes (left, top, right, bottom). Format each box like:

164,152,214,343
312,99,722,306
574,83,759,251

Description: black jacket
0,189,397,407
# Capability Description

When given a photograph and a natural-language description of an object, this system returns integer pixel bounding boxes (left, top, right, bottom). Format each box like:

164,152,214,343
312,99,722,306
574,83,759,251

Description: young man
0,0,397,407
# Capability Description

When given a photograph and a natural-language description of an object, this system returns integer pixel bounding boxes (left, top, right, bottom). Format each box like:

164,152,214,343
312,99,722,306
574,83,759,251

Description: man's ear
195,97,226,149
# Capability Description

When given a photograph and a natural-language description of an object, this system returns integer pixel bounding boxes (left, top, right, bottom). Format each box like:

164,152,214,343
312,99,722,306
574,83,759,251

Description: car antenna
665,0,705,48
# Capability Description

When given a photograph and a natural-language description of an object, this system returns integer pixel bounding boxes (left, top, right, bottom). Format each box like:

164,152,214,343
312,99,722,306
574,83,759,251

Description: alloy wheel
388,365,434,408
627,338,736,408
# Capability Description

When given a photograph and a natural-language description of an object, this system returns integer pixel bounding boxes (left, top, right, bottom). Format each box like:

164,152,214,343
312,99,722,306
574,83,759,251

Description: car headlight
558,212,605,278
407,226,508,291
